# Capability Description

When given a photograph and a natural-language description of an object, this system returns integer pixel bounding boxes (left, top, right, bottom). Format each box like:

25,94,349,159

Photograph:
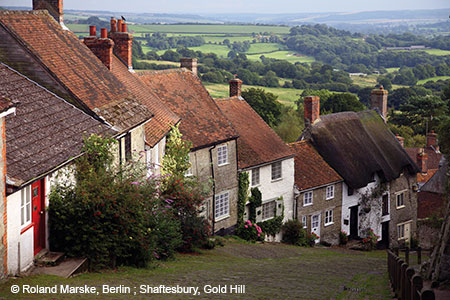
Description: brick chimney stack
108,18,133,70
416,149,428,174
229,77,243,97
33,0,64,24
180,58,198,75
395,134,405,148
304,96,320,127
371,86,388,122
426,130,439,152
83,26,114,70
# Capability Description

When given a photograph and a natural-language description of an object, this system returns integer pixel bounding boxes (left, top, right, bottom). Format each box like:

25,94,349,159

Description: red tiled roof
215,96,294,169
289,140,342,191
138,69,238,149
110,58,180,146
0,63,114,187
417,191,445,219
0,10,152,132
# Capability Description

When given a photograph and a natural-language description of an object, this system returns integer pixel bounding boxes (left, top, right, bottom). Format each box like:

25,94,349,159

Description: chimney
426,130,439,151
371,86,388,122
33,0,64,24
83,27,114,70
304,96,320,127
108,19,133,70
416,149,428,174
180,58,198,75
229,77,243,97
395,134,405,148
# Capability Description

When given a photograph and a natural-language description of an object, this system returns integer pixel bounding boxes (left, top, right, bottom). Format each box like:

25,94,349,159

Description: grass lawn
204,82,302,106
128,24,291,34
0,240,391,300
417,76,450,84
422,49,450,56
247,51,315,64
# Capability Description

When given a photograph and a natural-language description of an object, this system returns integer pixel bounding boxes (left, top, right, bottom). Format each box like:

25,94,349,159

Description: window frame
396,190,406,209
397,223,405,240
271,161,282,181
185,155,193,177
326,185,334,200
251,167,260,186
124,132,132,162
21,186,32,228
261,200,276,221
302,216,307,229
217,145,228,166
382,194,389,216
215,191,230,221
303,191,313,206
324,209,333,226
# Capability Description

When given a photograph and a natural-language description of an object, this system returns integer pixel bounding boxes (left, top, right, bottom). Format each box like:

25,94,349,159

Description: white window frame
324,209,333,226
185,155,193,177
217,145,228,166
21,186,32,228
215,191,230,221
396,190,406,209
154,144,160,169
271,161,282,181
251,167,260,186
303,191,313,206
302,215,307,229
397,223,405,240
312,215,319,228
326,185,334,200
262,200,276,221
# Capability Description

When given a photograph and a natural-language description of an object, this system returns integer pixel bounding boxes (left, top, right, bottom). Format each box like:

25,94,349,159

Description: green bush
235,220,264,242
282,219,317,247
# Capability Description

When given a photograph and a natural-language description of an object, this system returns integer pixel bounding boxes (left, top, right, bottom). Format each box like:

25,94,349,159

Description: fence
387,248,435,300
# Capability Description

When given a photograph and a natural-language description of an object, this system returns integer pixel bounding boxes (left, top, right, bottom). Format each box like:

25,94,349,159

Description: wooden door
350,205,359,239
32,179,45,255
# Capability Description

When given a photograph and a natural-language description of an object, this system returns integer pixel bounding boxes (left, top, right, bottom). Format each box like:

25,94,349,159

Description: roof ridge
137,68,187,76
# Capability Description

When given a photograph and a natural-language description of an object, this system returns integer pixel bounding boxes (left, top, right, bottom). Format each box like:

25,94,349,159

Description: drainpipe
209,145,217,234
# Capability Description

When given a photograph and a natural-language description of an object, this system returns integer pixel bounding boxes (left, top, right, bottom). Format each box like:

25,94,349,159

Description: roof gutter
239,154,296,172
190,135,238,153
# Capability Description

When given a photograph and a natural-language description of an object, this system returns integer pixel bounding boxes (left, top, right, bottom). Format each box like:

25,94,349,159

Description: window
185,156,193,177
397,223,405,240
324,209,333,225
262,200,276,220
154,144,160,168
312,215,319,228
217,145,228,166
251,167,260,186
396,191,405,208
302,216,307,228
21,186,31,227
215,192,230,220
303,191,313,206
326,185,334,200
125,132,131,162
271,161,282,180
382,194,389,216
348,188,354,196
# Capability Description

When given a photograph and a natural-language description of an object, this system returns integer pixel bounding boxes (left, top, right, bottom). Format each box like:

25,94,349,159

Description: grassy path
0,241,391,299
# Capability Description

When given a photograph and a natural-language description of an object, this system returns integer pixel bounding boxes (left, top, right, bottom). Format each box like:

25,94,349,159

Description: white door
311,214,321,243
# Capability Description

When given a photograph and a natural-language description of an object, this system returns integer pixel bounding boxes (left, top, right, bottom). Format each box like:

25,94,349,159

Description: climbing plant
248,187,262,223
237,172,249,226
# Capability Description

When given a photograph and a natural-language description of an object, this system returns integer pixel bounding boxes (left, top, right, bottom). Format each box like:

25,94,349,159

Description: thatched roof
304,110,419,189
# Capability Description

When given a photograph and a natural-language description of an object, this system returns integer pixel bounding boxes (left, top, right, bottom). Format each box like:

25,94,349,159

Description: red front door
32,179,45,255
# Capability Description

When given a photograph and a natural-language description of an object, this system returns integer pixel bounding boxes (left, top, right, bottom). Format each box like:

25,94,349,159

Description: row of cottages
296,88,419,248
0,0,180,275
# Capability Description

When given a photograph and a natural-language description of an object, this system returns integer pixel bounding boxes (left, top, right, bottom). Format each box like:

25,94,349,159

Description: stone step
35,251,65,266
31,257,88,278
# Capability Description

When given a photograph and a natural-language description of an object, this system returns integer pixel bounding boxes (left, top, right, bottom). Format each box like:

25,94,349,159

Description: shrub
339,230,349,245
281,219,317,247
362,228,379,251
235,220,264,242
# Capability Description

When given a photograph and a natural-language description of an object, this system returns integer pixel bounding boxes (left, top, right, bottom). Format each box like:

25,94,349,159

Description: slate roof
111,58,180,147
0,10,152,132
405,147,442,171
0,96,14,113
0,63,115,187
289,141,342,191
421,157,447,195
138,69,238,149
215,96,294,169
303,110,419,189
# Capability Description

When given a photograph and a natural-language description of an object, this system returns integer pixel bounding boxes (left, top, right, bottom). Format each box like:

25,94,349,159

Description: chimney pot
122,23,127,33
110,17,117,33
371,86,388,122
89,25,96,36
180,58,198,76
229,77,243,97
416,149,428,174
101,28,107,39
108,26,133,70
117,19,124,32
304,96,320,127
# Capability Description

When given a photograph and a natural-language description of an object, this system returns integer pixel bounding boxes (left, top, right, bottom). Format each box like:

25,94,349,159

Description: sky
1,0,449,14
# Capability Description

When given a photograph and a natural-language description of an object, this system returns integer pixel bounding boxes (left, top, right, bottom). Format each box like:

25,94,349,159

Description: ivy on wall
237,172,249,226
249,187,262,223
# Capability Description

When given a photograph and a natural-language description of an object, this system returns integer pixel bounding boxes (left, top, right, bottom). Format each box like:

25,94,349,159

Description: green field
128,24,290,34
247,51,315,63
204,82,302,106
137,59,179,66
422,49,450,56
386,67,400,73
247,43,284,54
67,24,89,33
417,76,450,84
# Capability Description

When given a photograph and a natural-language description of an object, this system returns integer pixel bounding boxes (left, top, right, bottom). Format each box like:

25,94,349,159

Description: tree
274,106,304,142
322,93,366,113
161,124,192,179
241,88,282,127
377,76,392,91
